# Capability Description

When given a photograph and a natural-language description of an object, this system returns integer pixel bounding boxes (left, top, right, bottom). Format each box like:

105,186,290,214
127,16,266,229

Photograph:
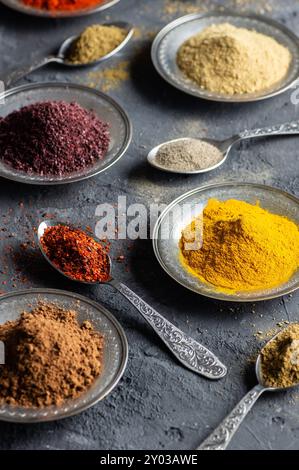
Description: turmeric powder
180,199,299,293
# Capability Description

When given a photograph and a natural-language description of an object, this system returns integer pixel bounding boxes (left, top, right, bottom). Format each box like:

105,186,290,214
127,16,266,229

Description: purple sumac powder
0,100,110,176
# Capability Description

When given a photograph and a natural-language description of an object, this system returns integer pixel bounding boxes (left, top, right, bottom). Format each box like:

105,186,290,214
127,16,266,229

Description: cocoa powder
0,302,104,407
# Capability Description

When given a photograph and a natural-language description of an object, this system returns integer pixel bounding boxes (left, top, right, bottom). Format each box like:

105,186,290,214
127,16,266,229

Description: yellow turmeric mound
180,199,299,292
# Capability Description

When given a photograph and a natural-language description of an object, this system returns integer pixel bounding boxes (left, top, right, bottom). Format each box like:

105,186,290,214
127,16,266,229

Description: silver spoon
5,22,134,88
147,121,299,174
197,327,299,450
37,219,227,380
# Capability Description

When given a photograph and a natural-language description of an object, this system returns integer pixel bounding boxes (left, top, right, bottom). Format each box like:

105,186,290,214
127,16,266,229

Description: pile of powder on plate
0,101,110,176
0,302,104,407
67,24,127,65
261,324,299,388
180,199,299,292
177,23,291,95
155,139,223,171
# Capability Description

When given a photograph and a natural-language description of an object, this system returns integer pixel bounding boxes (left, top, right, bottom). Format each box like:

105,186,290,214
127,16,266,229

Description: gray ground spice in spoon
155,138,223,172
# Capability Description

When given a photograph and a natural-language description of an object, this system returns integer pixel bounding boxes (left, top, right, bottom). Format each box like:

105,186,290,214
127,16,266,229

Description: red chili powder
0,101,110,176
40,225,110,282
22,0,105,12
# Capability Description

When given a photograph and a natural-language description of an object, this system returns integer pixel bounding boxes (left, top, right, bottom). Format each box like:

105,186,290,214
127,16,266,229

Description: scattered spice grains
0,302,104,407
155,138,223,171
254,321,291,340
22,0,105,12
40,225,110,282
261,324,299,388
87,61,129,92
67,25,127,65
232,0,272,13
0,101,110,177
163,0,273,17
163,0,201,16
177,23,291,95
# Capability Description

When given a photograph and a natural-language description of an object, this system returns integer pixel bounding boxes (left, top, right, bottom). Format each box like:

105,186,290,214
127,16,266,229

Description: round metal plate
0,0,120,18
0,288,128,422
0,82,132,185
151,12,299,103
153,183,299,302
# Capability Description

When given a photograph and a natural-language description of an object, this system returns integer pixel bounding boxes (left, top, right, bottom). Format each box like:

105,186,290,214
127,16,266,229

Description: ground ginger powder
177,23,291,95
180,199,299,292
261,324,299,388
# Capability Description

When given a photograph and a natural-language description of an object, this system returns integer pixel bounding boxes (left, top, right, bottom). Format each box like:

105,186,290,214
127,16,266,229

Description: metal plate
0,82,132,185
153,183,299,302
0,288,128,422
151,12,299,103
0,0,120,18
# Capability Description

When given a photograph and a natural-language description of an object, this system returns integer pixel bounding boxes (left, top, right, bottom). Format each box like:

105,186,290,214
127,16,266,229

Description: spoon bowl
37,219,112,284
5,22,134,88
57,22,135,68
147,137,233,175
255,332,299,392
37,219,227,380
198,327,299,450
148,120,299,175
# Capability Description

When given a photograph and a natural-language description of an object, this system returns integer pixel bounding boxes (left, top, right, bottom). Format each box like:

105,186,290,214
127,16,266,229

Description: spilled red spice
40,225,110,282
0,101,110,177
22,0,105,12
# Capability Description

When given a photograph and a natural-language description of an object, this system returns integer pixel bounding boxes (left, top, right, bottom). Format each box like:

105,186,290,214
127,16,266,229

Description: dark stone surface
0,0,298,450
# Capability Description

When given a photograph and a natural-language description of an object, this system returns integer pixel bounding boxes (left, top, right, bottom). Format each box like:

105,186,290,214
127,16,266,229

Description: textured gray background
0,0,298,451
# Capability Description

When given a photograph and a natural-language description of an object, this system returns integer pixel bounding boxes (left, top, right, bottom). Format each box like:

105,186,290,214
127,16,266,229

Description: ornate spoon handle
5,55,62,88
239,121,299,140
109,279,227,380
197,384,265,450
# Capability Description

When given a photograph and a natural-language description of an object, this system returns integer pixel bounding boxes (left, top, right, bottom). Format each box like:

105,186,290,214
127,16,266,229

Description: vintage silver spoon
197,327,299,450
5,22,134,88
37,220,227,380
147,121,299,174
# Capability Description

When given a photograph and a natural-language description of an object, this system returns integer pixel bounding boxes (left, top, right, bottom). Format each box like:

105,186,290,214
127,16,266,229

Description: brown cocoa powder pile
0,302,104,407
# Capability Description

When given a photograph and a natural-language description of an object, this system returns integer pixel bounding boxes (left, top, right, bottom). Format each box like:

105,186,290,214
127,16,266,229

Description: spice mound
22,0,105,12
180,199,299,292
41,225,110,282
261,324,299,388
177,23,291,95
155,138,223,172
67,24,127,65
0,101,110,177
0,302,104,407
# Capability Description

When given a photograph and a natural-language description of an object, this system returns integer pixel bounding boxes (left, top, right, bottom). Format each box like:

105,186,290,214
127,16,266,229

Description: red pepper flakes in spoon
40,225,110,282
22,0,105,12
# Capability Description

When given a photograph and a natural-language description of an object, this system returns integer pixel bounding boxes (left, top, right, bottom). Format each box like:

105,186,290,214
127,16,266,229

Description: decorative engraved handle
239,121,299,140
110,279,227,380
197,384,265,450
5,55,62,88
